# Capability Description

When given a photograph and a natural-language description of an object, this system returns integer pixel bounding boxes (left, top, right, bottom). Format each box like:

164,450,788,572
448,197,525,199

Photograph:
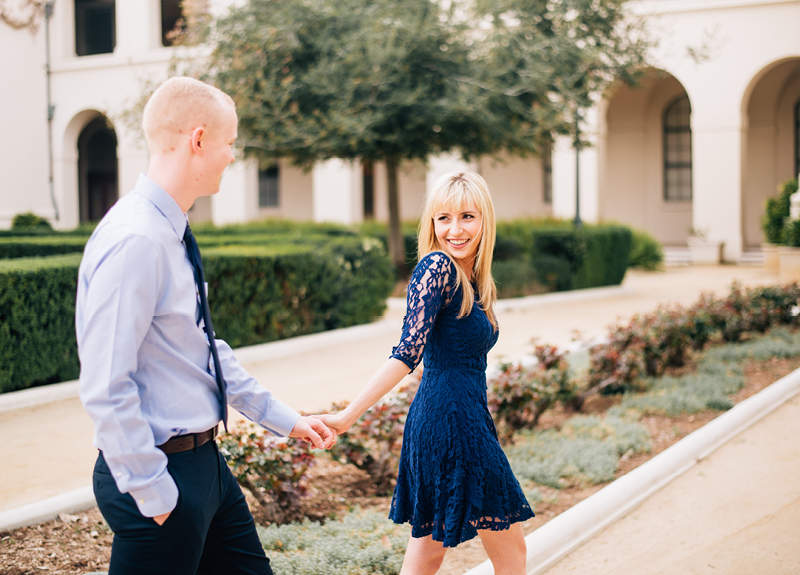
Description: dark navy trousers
93,441,273,575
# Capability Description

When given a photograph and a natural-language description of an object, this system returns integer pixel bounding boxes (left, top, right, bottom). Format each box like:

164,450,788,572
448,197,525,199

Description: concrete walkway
539,392,800,575
0,264,785,529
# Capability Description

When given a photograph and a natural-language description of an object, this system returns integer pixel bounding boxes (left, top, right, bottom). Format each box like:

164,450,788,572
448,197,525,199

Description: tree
1,0,44,32
208,0,650,266
471,0,651,155
209,0,487,268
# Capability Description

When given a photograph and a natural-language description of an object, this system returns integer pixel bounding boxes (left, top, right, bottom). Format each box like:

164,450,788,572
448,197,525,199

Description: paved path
0,265,780,515
540,393,800,575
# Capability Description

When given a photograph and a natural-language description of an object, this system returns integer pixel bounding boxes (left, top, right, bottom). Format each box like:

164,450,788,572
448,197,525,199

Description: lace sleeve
390,252,455,371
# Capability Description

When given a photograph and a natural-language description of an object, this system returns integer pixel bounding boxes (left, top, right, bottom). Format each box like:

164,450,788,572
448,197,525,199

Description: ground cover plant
4,281,800,575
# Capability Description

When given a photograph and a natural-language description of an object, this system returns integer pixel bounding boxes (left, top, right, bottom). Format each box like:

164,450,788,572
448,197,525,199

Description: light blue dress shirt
76,174,301,518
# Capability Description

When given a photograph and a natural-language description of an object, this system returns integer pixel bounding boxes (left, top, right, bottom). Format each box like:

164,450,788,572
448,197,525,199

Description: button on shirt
76,174,301,518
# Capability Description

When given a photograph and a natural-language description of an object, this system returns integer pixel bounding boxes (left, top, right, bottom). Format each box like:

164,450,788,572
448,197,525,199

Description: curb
464,366,800,575
0,487,95,533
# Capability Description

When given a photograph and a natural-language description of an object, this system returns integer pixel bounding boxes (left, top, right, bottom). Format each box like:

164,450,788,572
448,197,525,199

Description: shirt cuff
127,472,179,518
260,399,302,437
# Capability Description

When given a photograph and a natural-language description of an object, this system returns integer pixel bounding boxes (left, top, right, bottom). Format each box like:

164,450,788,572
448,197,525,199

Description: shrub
611,359,744,417
11,212,53,231
571,225,632,290
762,178,798,245
628,228,663,270
507,433,619,488
329,380,419,495
488,345,575,443
0,238,394,393
200,237,394,348
506,414,650,488
218,426,316,525
0,236,88,259
0,255,82,393
257,508,408,575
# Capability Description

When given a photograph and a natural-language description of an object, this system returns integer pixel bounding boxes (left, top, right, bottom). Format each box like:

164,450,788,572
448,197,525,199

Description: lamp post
45,0,59,222
573,107,582,228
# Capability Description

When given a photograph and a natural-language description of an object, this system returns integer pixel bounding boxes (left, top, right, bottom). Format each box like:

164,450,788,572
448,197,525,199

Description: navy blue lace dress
388,252,534,547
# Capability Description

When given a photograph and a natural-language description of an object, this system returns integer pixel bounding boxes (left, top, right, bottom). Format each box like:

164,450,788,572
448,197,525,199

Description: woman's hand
289,415,337,449
314,413,353,435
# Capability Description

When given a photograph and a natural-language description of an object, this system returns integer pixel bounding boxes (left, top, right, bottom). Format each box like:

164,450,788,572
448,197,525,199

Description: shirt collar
134,174,188,239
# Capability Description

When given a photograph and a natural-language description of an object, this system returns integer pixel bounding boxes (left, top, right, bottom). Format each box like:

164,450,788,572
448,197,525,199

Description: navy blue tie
183,223,228,431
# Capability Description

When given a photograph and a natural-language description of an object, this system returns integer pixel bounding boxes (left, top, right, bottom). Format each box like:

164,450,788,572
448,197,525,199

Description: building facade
1,0,798,262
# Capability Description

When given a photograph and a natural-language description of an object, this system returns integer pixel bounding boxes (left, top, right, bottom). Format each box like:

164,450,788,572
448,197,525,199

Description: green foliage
0,255,82,393
785,219,800,248
218,426,316,525
507,434,620,488
257,508,408,575
203,237,394,348
505,412,650,488
571,225,632,290
560,415,651,456
11,211,53,231
329,380,419,495
611,359,743,417
488,345,575,443
628,229,664,270
762,178,798,245
0,236,87,259
0,236,393,393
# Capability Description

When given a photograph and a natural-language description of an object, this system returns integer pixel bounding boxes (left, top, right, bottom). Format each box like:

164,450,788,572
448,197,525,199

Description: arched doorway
742,58,800,247
78,116,118,223
600,70,693,245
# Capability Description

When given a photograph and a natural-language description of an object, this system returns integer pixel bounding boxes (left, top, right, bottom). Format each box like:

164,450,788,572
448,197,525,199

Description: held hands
289,415,337,449
314,412,354,436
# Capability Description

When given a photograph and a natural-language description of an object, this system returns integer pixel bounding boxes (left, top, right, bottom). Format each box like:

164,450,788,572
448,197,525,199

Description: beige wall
372,160,427,223
743,60,800,247
273,161,313,221
601,72,693,245
479,155,553,220
0,21,53,227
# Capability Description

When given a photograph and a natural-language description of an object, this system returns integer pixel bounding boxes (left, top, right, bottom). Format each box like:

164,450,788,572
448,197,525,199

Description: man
76,76,334,575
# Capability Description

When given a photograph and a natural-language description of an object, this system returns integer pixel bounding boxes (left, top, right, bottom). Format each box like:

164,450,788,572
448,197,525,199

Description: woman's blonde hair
418,172,498,330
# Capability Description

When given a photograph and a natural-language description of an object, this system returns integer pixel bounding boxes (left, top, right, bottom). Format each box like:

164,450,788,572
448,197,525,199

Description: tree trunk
386,156,405,270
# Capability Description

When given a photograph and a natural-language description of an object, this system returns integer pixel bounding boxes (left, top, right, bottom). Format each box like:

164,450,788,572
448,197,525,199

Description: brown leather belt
157,426,218,455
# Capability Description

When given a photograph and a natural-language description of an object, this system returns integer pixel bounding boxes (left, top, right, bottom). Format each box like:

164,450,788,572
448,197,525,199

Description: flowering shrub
329,379,420,495
576,283,800,408
488,344,575,443
218,425,316,525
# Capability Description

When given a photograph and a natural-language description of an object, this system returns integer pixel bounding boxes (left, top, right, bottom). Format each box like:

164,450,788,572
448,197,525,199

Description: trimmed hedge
0,236,88,259
205,238,394,348
0,255,83,392
0,238,393,393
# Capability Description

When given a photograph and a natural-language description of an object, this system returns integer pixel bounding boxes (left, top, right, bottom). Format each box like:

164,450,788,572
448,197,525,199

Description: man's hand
153,511,171,526
289,415,336,449
314,413,353,436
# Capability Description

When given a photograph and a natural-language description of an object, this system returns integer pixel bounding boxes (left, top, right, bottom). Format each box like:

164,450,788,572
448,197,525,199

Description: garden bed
2,351,798,575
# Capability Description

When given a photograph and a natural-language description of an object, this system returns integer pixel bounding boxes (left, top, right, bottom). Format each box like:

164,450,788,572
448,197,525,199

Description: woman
319,172,533,575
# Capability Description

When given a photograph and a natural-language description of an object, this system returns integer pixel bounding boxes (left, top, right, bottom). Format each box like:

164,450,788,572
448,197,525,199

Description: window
75,0,115,56
258,164,280,208
663,96,692,202
161,0,184,46
363,161,375,218
542,141,553,205
794,100,799,179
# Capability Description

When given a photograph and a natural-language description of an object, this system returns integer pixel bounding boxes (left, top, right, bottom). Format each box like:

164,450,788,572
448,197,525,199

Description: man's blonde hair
143,76,235,152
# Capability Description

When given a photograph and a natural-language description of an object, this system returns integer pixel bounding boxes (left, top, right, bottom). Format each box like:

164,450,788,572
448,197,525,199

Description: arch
598,68,693,245
741,57,800,247
75,115,119,223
